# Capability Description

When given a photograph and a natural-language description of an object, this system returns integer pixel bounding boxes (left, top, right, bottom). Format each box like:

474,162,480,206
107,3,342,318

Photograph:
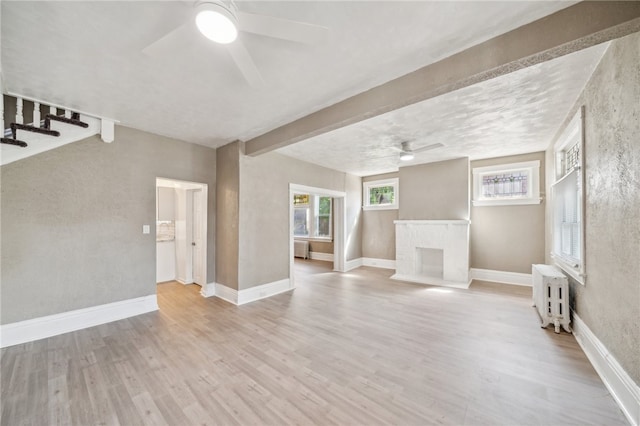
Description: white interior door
192,189,204,286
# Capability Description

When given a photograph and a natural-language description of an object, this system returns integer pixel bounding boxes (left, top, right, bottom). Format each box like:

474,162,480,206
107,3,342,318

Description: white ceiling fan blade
226,40,265,88
413,143,444,154
236,11,328,45
142,21,193,57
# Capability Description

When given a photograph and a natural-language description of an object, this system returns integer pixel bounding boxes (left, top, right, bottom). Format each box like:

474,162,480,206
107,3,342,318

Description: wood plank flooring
1,260,628,425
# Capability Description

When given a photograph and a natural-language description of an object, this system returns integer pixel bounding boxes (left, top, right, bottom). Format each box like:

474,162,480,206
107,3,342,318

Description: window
315,196,332,237
552,107,585,284
293,194,332,239
363,178,399,210
472,161,541,206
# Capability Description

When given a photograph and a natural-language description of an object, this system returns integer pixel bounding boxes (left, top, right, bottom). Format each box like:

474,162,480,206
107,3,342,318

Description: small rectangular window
370,185,395,205
363,178,399,210
481,171,529,199
472,161,541,206
293,194,309,205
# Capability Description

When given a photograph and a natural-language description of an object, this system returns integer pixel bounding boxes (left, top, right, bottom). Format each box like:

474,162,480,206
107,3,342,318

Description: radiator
532,264,571,333
294,240,309,259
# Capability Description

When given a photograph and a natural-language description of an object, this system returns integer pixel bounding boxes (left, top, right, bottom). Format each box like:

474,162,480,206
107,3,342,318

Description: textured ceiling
277,43,608,176
1,1,576,148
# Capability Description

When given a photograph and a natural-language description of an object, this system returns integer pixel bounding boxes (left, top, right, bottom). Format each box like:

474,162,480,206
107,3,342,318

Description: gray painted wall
470,152,546,273
362,172,398,260
238,152,362,290
399,157,470,220
0,126,217,324
545,32,639,384
215,141,240,290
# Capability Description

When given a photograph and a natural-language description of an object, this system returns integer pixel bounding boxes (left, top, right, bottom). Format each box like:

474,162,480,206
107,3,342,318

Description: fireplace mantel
391,220,471,289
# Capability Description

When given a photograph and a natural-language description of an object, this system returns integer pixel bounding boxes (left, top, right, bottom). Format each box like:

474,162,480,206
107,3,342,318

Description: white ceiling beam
244,1,640,156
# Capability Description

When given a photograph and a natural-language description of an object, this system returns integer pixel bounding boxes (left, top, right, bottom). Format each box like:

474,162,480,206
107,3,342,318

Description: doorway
156,178,208,293
289,184,346,288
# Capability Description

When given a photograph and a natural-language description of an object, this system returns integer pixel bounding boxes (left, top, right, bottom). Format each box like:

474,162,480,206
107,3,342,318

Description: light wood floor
1,260,628,425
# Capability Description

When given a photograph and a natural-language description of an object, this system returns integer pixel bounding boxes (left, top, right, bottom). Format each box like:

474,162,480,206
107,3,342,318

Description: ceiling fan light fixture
195,2,238,44
400,152,414,161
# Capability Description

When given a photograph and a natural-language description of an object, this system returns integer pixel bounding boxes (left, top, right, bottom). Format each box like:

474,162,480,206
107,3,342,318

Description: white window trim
551,107,586,285
293,194,333,241
363,178,399,211
472,160,541,206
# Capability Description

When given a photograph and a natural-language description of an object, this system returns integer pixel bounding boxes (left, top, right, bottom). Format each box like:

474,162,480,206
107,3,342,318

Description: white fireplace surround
392,220,471,289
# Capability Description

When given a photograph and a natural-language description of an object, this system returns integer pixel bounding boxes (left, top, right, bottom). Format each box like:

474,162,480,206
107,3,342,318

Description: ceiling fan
391,141,444,161
142,0,329,88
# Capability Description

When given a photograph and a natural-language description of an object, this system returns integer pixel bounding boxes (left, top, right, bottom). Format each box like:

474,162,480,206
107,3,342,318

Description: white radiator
532,264,571,333
294,240,309,259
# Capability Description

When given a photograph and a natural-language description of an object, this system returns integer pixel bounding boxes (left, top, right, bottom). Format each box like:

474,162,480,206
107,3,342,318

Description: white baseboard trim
238,278,293,305
214,283,239,305
470,268,532,286
573,312,640,426
200,282,217,298
309,252,334,262
344,257,363,272
362,257,396,270
213,279,294,306
0,295,158,348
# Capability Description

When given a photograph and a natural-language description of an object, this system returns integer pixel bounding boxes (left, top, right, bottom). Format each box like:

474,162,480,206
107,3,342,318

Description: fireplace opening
415,247,444,279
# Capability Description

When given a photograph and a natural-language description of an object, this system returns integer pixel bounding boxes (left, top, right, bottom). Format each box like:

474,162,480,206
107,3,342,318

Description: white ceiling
2,0,577,151
277,42,608,176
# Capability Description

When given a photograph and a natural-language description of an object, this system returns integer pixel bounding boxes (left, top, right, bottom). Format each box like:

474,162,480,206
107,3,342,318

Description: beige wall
470,152,546,273
308,240,333,254
545,32,639,384
215,141,240,290
399,157,470,220
0,126,217,324
362,209,398,260
362,172,398,260
238,152,362,290
344,172,363,261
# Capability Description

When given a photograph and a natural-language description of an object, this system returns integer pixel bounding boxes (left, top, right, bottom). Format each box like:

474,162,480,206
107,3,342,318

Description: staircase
1,94,116,166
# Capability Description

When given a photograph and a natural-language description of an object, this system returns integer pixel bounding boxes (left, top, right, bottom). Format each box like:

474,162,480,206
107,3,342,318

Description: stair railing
1,93,116,149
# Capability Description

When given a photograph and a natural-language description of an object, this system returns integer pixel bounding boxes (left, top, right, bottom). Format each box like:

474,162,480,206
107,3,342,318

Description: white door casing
156,178,208,291
192,189,204,286
289,184,347,288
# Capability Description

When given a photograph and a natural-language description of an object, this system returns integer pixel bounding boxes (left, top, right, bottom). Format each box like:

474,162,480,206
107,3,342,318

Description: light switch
143,225,150,234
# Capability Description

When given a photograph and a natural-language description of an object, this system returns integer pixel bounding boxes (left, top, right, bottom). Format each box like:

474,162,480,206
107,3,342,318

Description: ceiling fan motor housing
195,1,239,44
197,0,238,15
